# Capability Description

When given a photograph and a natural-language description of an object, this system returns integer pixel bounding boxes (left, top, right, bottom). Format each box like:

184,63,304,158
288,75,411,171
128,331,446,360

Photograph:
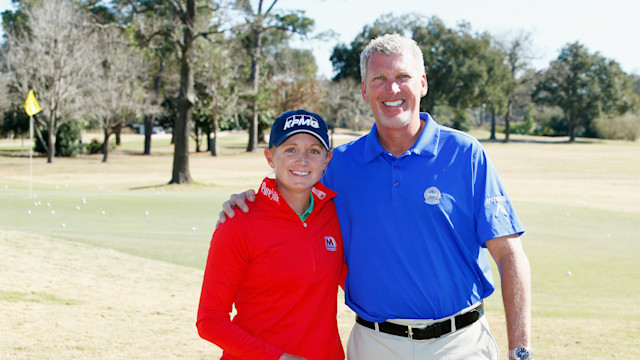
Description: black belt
355,302,484,340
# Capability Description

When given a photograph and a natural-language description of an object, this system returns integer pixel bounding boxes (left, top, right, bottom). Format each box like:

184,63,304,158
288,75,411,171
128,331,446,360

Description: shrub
85,138,116,154
85,139,103,154
592,113,640,141
532,114,569,137
34,120,84,156
451,112,471,132
1,107,30,138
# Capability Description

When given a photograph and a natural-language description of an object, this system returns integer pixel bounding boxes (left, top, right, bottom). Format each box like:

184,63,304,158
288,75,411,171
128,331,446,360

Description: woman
197,109,347,360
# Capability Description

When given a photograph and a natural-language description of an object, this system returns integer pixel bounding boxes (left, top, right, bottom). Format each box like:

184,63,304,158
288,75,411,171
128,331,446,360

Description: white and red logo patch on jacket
324,236,337,251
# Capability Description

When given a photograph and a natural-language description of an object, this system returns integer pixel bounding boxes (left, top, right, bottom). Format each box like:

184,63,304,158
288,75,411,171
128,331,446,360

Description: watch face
515,347,532,359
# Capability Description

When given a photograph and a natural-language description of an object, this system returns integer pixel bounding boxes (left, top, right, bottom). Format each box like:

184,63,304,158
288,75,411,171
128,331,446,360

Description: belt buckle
407,326,414,339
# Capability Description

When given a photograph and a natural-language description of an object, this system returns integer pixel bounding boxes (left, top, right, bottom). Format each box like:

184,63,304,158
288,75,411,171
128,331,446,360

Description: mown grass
2,130,640,359
0,184,222,268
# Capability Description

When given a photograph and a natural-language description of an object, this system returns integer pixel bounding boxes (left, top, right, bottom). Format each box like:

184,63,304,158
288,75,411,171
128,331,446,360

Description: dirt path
0,230,355,359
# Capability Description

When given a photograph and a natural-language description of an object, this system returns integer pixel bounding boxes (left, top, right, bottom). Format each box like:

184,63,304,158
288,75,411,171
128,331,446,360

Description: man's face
361,53,428,130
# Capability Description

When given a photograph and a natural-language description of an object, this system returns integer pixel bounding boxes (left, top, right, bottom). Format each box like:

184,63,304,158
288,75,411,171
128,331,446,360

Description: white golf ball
27,210,32,215
567,271,572,276
61,223,66,228
144,211,149,216
51,210,55,215
76,206,81,210
101,210,106,215
191,227,196,231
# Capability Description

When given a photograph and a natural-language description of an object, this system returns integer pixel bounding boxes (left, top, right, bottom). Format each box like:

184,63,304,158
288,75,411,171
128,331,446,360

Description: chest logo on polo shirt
324,236,337,251
424,186,441,205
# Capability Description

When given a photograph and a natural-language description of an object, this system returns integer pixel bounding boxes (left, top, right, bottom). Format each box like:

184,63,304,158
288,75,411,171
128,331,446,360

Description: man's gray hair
359,34,425,82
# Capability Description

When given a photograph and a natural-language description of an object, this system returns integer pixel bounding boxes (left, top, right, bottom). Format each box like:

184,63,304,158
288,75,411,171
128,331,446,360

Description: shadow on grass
478,137,600,145
0,150,43,157
129,181,212,191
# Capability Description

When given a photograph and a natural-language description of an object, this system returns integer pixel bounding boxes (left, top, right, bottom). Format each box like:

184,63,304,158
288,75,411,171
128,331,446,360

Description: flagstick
29,115,33,199
25,90,41,199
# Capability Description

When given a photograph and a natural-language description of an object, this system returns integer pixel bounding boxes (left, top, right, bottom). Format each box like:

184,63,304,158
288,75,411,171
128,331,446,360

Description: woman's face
264,133,332,198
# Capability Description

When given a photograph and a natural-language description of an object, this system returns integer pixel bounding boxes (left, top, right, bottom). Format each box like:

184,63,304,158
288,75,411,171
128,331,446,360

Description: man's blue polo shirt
322,113,524,322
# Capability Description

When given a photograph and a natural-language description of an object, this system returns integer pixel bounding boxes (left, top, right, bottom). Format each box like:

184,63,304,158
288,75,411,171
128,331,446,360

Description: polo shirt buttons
303,223,307,228
393,182,399,187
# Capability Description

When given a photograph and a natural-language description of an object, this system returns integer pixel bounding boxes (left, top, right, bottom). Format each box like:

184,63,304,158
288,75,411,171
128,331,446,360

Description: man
221,34,532,360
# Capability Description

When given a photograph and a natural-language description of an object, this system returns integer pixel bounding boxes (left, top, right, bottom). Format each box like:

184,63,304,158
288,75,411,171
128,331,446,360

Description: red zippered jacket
197,178,347,360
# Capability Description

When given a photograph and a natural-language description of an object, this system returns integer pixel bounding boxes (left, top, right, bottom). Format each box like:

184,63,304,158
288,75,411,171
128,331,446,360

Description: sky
276,0,640,78
1,0,638,78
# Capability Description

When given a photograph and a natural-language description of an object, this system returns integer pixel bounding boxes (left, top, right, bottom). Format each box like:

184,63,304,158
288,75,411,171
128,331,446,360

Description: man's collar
363,113,439,163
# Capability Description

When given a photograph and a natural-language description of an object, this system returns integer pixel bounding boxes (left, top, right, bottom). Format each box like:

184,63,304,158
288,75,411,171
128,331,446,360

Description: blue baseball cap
269,109,330,150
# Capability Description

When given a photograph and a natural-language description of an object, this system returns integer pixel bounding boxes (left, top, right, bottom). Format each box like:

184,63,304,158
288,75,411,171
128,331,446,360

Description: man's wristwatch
508,346,534,360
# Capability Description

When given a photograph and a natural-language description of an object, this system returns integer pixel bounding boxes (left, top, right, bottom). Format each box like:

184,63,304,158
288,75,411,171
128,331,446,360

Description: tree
89,23,150,162
320,78,372,142
533,42,638,141
631,74,640,98
271,48,322,114
494,31,534,142
119,0,223,183
415,19,510,121
330,14,512,130
2,0,98,163
234,0,314,152
330,13,409,82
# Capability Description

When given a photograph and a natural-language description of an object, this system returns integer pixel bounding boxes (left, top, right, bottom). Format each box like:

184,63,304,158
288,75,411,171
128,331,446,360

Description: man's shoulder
437,124,482,151
332,135,367,158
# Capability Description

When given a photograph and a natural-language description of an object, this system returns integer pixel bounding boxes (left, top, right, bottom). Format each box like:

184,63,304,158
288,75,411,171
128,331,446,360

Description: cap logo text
284,115,319,130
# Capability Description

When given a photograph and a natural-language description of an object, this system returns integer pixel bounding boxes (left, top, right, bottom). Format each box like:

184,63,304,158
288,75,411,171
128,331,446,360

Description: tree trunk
171,92,193,183
102,128,110,163
566,110,576,142
246,25,262,152
47,119,55,163
194,124,201,152
144,114,153,154
171,99,192,183
115,125,122,146
169,0,195,184
490,108,496,140
210,114,218,156
568,119,576,142
205,130,212,152
145,60,165,155
504,99,512,143
33,116,50,160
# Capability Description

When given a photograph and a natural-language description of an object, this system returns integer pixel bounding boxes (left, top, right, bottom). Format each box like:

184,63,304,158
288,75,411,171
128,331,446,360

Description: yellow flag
24,90,42,116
